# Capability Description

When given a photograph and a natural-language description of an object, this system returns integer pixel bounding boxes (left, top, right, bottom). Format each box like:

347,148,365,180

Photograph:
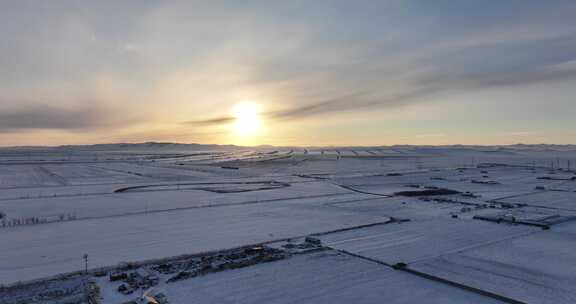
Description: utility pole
83,254,89,274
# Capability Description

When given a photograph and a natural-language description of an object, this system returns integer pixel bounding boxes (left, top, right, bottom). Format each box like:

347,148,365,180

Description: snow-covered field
0,200,388,283
2,143,576,303
147,251,502,304
318,219,535,265
499,190,576,210
412,221,576,304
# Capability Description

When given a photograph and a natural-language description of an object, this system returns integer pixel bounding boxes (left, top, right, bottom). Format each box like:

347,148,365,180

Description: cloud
184,94,367,126
187,116,236,126
415,133,447,138
185,55,576,128
2,0,576,145
184,26,576,128
0,104,112,131
267,93,367,119
413,31,576,84
498,131,537,137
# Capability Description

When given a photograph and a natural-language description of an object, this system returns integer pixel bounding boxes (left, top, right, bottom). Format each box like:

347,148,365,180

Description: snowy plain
2,143,576,303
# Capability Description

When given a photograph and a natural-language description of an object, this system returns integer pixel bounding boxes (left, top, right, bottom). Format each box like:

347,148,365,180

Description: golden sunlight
232,102,262,136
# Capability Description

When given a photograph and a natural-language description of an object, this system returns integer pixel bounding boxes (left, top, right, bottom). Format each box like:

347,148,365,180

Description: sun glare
232,102,262,136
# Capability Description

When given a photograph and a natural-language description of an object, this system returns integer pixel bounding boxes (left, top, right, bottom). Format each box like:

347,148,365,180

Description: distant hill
2,142,576,153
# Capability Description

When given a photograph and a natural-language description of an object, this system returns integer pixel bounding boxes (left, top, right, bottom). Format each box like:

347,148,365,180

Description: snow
0,180,359,220
327,196,489,220
2,144,576,303
318,219,534,265
134,251,502,304
411,224,576,304
499,191,576,210
334,166,564,199
0,199,388,283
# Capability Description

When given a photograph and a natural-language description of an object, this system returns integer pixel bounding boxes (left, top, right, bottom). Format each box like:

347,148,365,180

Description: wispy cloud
415,133,447,138
498,131,538,137
185,88,442,126
0,104,115,131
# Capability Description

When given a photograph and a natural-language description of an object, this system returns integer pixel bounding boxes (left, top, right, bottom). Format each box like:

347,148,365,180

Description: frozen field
0,201,389,283
0,180,358,220
318,219,535,265
412,221,576,304
2,143,576,303
499,191,576,211
137,251,502,304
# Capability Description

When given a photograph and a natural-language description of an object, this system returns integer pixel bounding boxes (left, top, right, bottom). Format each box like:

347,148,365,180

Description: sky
1,0,576,147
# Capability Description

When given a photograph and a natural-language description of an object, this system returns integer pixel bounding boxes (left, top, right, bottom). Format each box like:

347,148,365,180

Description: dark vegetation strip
333,184,392,197
114,181,289,193
473,215,551,230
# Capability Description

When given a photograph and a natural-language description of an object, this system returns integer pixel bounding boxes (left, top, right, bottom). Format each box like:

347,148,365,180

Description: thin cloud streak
0,104,115,131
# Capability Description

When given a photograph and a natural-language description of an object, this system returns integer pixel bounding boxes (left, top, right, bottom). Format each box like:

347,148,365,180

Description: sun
232,102,262,136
